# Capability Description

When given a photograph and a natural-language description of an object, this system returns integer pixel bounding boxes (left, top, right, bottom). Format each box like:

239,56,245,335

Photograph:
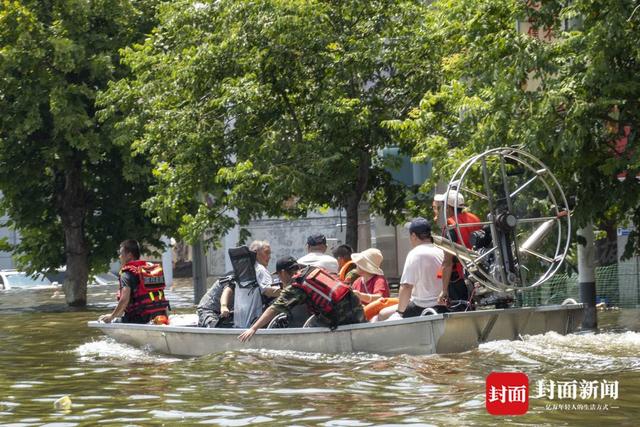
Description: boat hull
88,304,584,356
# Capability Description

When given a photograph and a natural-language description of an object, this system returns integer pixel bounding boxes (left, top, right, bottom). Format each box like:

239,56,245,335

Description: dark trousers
448,278,469,302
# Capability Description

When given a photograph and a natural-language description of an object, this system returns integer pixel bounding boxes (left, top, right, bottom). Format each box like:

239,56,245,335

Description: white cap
435,191,465,207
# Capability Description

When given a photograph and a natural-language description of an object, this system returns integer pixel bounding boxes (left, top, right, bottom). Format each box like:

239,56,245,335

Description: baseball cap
272,256,300,274
407,217,432,235
435,191,465,207
307,233,327,246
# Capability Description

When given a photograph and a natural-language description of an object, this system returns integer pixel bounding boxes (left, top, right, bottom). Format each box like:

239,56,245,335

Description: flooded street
1,284,639,426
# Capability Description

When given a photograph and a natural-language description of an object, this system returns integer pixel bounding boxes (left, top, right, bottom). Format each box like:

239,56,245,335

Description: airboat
89,148,584,356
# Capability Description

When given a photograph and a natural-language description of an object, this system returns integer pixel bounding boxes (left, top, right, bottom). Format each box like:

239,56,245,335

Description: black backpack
228,246,258,289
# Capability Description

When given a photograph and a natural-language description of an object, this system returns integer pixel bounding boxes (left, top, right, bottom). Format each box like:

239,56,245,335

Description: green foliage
0,0,170,276
99,0,438,245
392,0,640,255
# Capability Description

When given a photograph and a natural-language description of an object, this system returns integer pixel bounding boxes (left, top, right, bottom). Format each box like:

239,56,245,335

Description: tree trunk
345,197,359,250
60,161,89,307
344,149,370,250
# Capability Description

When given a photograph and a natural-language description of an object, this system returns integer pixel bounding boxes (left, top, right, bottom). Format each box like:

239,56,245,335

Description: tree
0,0,169,306
390,0,640,255
100,0,439,249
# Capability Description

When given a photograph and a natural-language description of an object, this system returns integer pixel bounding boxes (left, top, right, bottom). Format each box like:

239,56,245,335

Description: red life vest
292,267,351,316
446,211,482,279
118,260,169,320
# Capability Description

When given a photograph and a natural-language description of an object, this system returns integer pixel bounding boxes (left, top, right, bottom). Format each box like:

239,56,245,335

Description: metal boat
89,148,585,357
88,303,583,356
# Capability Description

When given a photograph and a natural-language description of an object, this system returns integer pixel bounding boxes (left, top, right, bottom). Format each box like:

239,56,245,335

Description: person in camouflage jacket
238,257,366,342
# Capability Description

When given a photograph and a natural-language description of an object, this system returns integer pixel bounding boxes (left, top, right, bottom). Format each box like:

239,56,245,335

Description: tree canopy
0,0,169,305
99,0,439,249
390,0,640,255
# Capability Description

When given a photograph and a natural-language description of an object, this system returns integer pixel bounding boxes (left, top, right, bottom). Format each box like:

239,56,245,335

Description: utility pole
577,223,597,330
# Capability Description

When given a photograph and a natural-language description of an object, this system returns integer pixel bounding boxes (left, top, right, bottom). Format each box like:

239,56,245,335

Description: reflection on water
0,284,639,425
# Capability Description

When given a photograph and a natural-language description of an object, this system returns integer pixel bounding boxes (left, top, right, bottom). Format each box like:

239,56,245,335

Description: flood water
1,283,639,426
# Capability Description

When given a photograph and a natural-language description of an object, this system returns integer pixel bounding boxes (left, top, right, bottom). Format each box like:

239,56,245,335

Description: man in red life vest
99,239,170,324
238,257,365,342
437,192,482,304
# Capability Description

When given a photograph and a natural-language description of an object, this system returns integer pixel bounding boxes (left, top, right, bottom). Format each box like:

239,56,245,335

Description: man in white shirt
297,234,339,274
376,218,445,321
233,240,281,328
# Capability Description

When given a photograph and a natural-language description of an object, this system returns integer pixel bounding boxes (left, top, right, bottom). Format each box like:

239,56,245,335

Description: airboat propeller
433,147,571,292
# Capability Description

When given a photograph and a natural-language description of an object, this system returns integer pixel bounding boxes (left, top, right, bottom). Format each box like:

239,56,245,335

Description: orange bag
363,297,399,321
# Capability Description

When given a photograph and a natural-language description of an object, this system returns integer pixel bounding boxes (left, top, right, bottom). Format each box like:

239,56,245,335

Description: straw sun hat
351,248,384,276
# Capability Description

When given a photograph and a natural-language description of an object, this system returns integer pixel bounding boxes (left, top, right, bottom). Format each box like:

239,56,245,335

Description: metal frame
438,147,571,292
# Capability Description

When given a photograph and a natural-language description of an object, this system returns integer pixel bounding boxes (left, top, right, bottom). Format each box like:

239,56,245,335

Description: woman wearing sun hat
350,248,397,320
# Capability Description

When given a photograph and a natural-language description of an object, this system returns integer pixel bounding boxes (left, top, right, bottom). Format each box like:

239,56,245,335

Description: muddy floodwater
1,283,639,426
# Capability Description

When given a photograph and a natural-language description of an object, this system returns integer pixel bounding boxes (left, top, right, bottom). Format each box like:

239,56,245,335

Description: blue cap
307,233,326,246
408,217,432,235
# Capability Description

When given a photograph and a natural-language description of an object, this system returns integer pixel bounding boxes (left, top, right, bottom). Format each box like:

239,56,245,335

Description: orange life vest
338,260,356,282
118,260,170,320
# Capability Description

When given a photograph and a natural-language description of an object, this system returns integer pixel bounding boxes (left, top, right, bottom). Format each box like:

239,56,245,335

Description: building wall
0,212,19,270
205,209,350,277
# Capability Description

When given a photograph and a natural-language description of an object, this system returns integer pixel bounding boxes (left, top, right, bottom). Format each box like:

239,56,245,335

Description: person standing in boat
297,233,339,273
99,239,170,324
233,240,281,329
375,218,444,320
439,192,481,304
432,193,445,230
238,257,365,342
333,244,359,285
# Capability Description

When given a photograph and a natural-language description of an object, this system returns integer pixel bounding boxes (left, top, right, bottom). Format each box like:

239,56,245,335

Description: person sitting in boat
438,191,481,304
233,240,281,329
349,248,398,321
238,258,366,342
196,273,235,328
374,218,445,320
333,244,359,285
297,233,339,273
350,248,389,303
99,239,170,324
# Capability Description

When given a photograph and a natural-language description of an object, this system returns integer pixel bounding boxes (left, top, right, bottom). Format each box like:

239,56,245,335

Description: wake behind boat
88,303,583,356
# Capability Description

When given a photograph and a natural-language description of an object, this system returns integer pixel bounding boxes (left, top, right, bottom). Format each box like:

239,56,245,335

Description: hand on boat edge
99,314,113,323
238,327,257,342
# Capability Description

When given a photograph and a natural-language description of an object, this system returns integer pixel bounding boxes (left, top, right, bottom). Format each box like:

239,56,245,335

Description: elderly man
233,240,281,328
297,233,339,273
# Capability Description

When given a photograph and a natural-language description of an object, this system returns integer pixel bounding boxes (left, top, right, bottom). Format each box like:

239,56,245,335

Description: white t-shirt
297,252,339,274
400,243,444,308
255,263,273,289
233,262,273,328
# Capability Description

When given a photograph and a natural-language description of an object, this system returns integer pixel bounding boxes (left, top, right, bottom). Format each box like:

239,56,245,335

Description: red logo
486,372,529,415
